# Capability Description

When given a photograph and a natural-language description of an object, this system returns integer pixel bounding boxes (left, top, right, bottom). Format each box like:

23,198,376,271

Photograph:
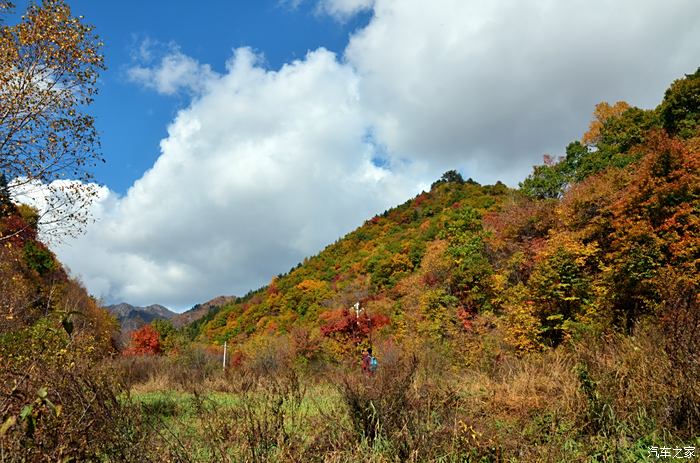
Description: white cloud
317,0,374,19
56,47,420,309
343,0,700,185
50,1,700,309
10,178,101,242
127,43,218,95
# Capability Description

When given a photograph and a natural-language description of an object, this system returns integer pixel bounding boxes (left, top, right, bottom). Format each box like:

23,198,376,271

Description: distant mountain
171,295,236,328
105,303,176,335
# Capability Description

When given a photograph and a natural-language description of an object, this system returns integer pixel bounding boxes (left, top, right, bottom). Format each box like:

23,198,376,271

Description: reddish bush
320,308,390,345
123,324,161,356
457,307,474,331
0,214,36,246
229,350,245,368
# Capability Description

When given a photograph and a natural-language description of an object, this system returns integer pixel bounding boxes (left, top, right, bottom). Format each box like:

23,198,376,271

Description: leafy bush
22,241,56,275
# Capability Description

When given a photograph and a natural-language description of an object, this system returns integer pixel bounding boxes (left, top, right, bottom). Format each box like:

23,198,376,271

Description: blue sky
16,0,371,194
9,0,700,310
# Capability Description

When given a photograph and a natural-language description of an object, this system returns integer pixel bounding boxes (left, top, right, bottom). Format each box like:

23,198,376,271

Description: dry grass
86,320,700,462
489,353,579,416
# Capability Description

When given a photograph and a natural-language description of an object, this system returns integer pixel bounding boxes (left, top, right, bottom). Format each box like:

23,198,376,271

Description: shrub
0,327,151,461
22,241,56,276
123,324,161,356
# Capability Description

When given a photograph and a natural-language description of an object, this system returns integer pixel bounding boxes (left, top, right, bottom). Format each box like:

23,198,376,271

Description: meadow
110,321,698,462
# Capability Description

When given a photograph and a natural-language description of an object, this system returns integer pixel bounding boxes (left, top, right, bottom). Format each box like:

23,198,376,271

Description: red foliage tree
319,308,390,345
0,214,37,247
123,324,161,356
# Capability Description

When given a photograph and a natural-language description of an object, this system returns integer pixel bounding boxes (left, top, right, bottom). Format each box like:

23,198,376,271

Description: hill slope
189,69,699,365
194,175,510,349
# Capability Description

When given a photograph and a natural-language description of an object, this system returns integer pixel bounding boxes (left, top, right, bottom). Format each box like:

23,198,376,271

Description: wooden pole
223,340,227,372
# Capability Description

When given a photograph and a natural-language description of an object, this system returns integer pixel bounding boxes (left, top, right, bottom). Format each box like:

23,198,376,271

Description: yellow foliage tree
0,0,105,241
582,101,631,146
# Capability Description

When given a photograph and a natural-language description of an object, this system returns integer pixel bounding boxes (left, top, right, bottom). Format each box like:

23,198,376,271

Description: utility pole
223,340,227,372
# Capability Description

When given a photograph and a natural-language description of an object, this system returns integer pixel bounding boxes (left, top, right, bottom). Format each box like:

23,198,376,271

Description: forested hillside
196,175,509,350
186,68,698,364
0,191,127,458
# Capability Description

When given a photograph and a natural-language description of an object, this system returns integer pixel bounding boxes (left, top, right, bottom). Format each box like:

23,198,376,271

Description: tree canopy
0,0,104,240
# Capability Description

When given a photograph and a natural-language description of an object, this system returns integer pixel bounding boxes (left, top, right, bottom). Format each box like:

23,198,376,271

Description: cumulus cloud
316,0,374,19
50,0,700,308
56,47,421,309
127,42,218,95
343,0,700,185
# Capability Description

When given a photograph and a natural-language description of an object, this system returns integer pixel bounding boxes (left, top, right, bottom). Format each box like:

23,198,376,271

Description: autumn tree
519,153,568,199
521,101,657,201
320,308,390,347
0,0,105,241
124,324,161,355
0,241,34,330
607,131,699,330
442,206,493,312
151,318,185,353
581,101,631,146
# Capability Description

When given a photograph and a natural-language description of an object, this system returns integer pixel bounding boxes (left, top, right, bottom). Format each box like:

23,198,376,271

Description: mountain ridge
171,295,237,328
105,302,176,335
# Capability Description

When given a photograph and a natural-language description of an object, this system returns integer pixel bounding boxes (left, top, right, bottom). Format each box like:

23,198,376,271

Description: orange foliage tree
124,324,161,355
582,101,631,146
606,131,699,330
0,0,105,241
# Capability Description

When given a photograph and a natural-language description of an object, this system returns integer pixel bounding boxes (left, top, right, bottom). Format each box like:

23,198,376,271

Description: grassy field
115,337,700,462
